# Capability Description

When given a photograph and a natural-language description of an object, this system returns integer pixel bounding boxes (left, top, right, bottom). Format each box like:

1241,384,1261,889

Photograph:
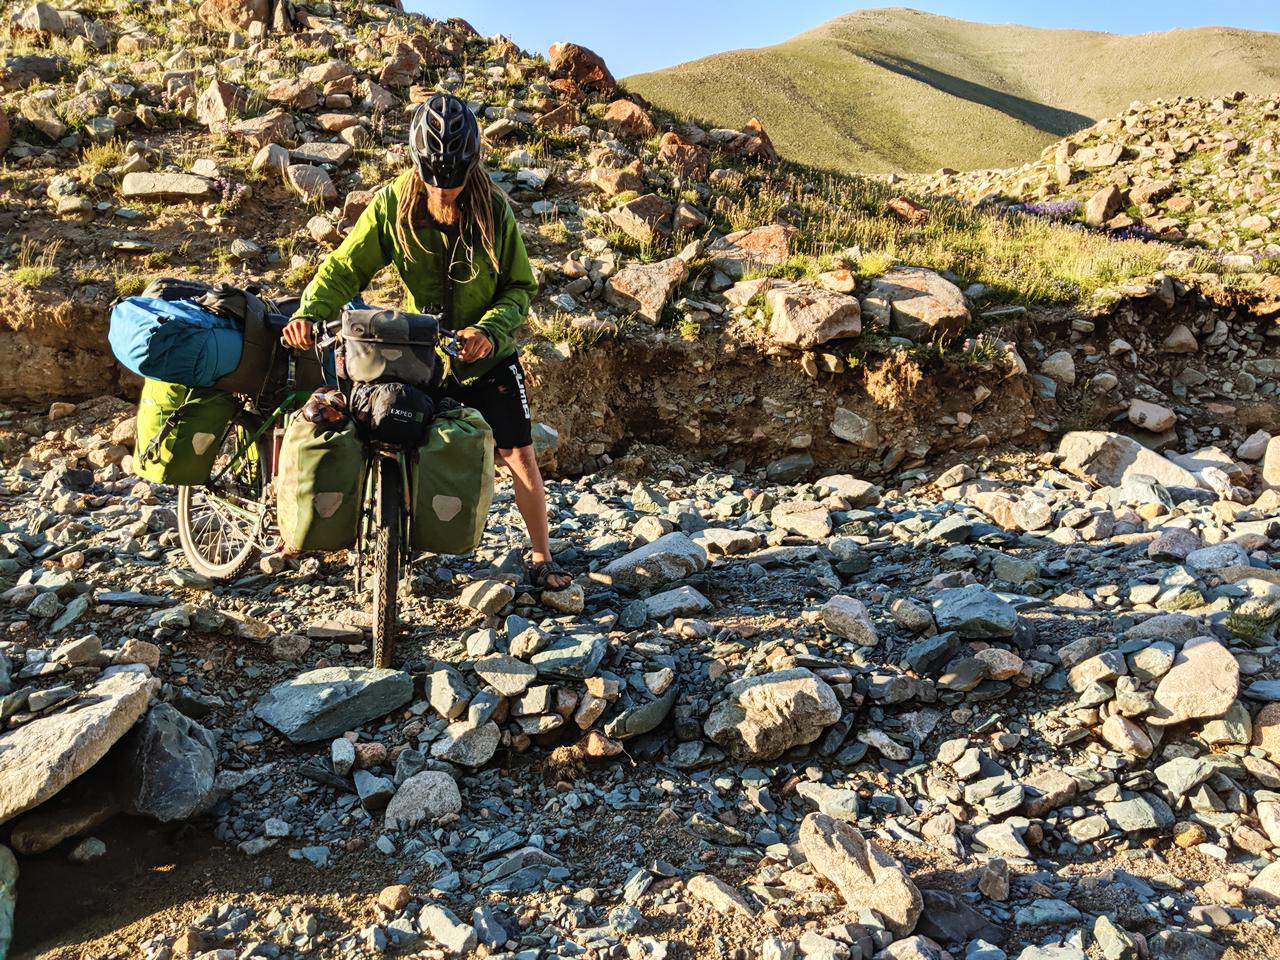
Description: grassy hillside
624,7,1280,174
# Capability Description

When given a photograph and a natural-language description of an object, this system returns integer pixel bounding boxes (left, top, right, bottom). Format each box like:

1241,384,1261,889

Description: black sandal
526,559,572,590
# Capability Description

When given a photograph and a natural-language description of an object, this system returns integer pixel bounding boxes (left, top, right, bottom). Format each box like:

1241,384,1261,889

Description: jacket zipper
441,228,458,381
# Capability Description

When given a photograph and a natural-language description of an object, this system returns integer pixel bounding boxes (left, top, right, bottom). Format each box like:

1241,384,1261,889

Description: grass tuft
13,238,63,288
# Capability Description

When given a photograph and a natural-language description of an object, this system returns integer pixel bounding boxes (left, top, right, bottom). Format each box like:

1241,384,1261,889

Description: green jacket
295,171,539,383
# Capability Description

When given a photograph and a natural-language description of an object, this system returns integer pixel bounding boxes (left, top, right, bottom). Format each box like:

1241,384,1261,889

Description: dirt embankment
5,270,1276,480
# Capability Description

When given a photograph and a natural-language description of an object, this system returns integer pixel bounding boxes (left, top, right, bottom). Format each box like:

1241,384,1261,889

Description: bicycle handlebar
282,318,466,359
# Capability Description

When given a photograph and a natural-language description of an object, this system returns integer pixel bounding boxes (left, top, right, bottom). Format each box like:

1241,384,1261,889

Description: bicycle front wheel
371,456,401,669
177,418,267,581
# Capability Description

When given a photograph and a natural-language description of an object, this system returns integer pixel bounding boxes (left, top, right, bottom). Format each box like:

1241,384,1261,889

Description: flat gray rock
932,584,1017,638
253,667,412,743
598,532,707,591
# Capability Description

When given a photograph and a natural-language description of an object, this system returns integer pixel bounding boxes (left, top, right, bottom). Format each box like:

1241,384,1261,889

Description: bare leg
499,444,571,590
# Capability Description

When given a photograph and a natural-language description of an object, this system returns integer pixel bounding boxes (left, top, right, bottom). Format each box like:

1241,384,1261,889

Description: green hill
623,7,1280,174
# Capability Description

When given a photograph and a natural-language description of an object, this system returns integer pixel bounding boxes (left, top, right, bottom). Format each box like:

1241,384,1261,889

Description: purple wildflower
1013,199,1080,221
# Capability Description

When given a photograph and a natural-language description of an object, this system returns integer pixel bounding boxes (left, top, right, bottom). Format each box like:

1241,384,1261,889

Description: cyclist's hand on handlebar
455,327,493,363
282,317,314,350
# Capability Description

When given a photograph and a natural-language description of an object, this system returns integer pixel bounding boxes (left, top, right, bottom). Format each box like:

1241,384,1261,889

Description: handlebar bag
132,379,238,486
340,307,441,389
276,414,363,552
411,405,494,555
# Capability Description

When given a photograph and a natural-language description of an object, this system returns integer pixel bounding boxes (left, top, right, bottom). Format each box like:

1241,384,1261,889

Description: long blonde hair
393,161,502,278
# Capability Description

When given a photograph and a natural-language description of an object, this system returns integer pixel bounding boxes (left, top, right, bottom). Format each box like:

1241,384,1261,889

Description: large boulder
705,668,841,761
766,286,862,349
605,257,688,323
119,703,218,822
547,42,616,94
799,813,922,938
198,0,269,30
0,671,157,825
15,2,63,34
1058,432,1201,489
603,99,655,138
859,267,970,343
658,132,709,180
254,667,413,743
597,533,708,591
708,225,795,279
266,78,319,111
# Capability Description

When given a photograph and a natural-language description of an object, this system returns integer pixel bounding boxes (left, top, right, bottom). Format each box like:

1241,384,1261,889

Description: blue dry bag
109,297,245,387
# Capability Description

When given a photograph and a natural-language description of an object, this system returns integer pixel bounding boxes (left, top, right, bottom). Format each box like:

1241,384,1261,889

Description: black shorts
436,354,532,451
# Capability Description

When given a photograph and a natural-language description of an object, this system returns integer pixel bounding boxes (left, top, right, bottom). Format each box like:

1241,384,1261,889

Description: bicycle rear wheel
177,418,267,581
371,456,401,669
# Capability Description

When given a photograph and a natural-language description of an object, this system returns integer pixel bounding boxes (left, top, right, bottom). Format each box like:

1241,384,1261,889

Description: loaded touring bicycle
112,281,494,668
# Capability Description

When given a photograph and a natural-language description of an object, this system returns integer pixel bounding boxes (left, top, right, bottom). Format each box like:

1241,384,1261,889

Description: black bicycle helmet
409,93,481,189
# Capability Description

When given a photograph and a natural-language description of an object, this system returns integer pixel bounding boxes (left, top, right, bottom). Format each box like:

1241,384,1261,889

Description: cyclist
282,93,571,591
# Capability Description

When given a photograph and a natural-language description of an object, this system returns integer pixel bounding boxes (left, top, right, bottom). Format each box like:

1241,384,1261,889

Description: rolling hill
623,7,1280,174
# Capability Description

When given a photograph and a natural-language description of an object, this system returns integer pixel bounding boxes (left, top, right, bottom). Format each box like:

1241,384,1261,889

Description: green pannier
276,415,364,553
133,379,237,485
412,406,495,555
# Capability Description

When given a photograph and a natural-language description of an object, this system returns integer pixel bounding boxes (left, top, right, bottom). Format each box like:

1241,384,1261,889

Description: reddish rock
605,257,689,324
1254,703,1280,761
607,193,673,243
604,99,655,139
380,42,421,88
0,110,9,156
195,78,249,128
535,102,578,132
285,163,336,204
1085,185,1123,227
338,190,375,232
548,78,583,102
197,0,268,30
266,78,318,110
799,813,922,938
587,165,644,197
885,196,930,224
548,42,616,94
658,132,709,180
300,60,354,86
740,118,778,163
230,109,294,148
1149,637,1239,727
405,34,452,68
316,112,360,132
766,286,862,350
859,266,971,343
708,224,796,279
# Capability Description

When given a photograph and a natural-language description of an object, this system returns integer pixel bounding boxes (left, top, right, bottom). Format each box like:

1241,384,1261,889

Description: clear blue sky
406,1,1280,77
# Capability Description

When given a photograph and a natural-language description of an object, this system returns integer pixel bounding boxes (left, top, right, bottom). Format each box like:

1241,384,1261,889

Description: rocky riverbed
2,397,1280,960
